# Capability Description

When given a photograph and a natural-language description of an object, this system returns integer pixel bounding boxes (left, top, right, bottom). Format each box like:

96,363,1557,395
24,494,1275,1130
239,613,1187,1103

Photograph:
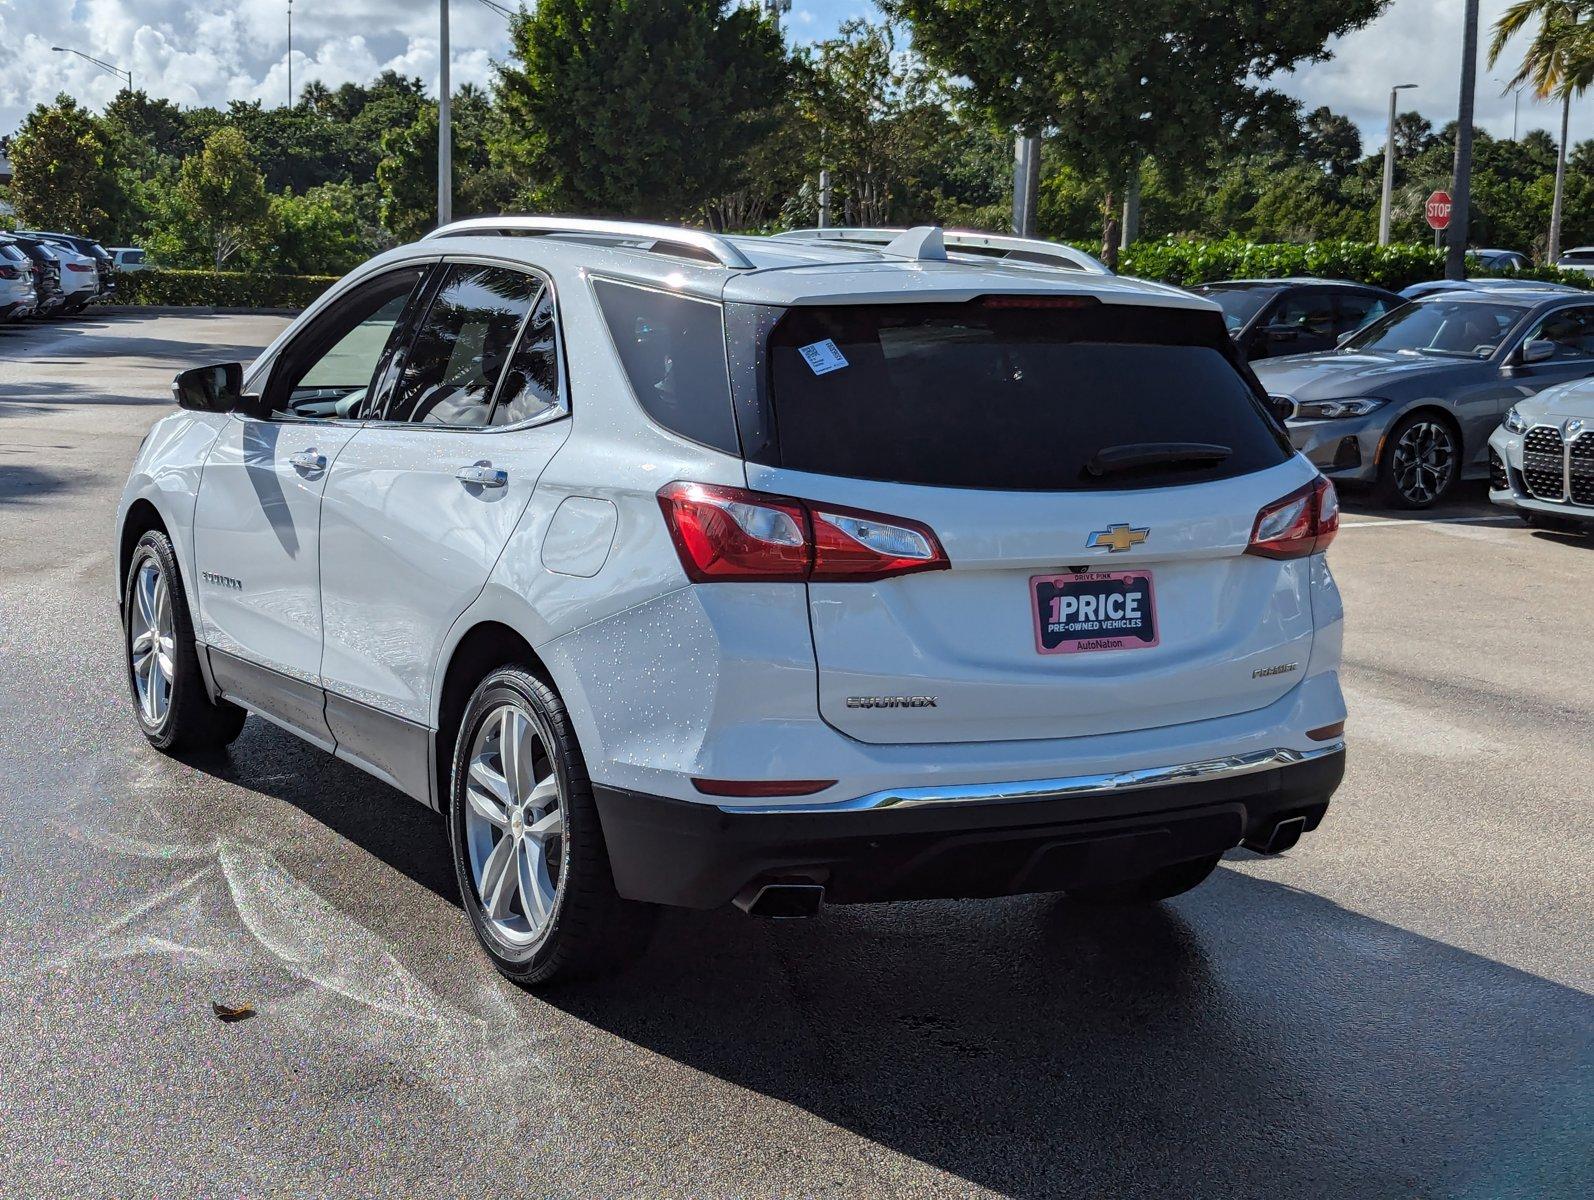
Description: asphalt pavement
0,312,1589,1198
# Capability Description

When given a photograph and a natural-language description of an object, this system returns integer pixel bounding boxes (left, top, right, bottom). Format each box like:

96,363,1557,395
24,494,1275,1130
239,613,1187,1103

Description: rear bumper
594,746,1345,909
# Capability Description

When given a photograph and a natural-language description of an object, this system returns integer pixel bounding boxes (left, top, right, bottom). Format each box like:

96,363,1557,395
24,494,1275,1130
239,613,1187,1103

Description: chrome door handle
290,449,327,473
456,462,508,489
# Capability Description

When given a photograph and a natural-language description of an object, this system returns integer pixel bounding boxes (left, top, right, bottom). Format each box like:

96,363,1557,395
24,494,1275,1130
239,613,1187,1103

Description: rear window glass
762,300,1288,490
594,279,738,453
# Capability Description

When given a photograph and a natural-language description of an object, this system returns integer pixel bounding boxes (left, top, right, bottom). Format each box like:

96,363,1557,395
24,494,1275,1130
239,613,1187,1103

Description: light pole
287,1,294,107
1378,83,1418,246
438,0,451,229
51,46,132,94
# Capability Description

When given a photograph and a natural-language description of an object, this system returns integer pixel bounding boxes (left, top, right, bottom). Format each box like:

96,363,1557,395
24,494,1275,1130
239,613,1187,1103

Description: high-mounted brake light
1246,476,1339,559
657,482,950,583
978,294,1097,309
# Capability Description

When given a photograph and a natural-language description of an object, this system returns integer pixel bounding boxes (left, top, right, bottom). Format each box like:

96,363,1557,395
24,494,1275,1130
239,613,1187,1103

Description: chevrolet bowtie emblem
1087,524,1150,553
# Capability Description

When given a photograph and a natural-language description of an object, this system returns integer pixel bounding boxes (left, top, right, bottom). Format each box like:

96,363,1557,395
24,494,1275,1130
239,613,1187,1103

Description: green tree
493,0,789,217
8,94,125,234
1489,1,1594,259
261,182,380,275
1392,111,1435,159
378,86,514,240
165,128,272,269
885,0,1389,265
1302,106,1362,176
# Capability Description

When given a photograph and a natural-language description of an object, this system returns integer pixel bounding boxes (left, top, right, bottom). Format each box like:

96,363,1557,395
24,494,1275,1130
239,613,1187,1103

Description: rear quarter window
759,299,1290,491
593,278,739,454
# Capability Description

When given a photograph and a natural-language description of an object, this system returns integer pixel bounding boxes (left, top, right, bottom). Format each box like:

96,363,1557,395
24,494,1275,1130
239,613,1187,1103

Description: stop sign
1426,190,1453,231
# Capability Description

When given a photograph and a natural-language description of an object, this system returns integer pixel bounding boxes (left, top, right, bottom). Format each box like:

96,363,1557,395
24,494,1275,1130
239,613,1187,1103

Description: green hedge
114,268,337,309
1116,237,1592,292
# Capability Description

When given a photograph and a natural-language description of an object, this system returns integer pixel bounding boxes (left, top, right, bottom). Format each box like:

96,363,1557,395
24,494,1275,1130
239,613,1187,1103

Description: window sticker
797,338,849,376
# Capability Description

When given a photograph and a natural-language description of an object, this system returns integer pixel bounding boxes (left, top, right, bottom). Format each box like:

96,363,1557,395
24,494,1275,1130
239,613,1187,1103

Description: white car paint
118,220,1348,914
1489,376,1594,526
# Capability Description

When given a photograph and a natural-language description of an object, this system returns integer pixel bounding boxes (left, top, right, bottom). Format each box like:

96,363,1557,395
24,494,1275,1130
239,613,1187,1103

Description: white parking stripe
1339,515,1520,529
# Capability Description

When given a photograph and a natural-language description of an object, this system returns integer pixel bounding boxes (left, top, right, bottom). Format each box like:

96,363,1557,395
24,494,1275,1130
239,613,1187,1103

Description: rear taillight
0,265,19,280
65,262,94,273
1246,476,1339,559
657,482,950,583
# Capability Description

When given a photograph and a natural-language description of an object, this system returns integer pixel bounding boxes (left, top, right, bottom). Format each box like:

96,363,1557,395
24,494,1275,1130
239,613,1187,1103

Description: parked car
109,246,149,272
7,234,67,316
1399,276,1583,301
1253,287,1594,507
1192,278,1401,361
1554,246,1594,277
116,217,1347,985
0,238,39,322
19,230,116,303
1471,248,1530,272
1489,378,1594,531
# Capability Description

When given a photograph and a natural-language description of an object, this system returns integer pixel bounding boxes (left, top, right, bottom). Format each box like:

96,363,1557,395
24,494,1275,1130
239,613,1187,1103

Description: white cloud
0,0,1588,155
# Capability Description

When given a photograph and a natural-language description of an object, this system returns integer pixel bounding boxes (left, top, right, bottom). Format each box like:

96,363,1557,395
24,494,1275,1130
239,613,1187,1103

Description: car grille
1488,447,1509,490
1572,432,1594,506
1521,426,1566,501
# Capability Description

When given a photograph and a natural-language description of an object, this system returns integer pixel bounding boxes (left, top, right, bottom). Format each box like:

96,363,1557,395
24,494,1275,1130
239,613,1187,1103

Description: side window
1527,306,1594,360
491,286,564,425
1336,293,1388,334
1275,290,1335,337
384,265,540,427
269,267,427,420
592,278,738,452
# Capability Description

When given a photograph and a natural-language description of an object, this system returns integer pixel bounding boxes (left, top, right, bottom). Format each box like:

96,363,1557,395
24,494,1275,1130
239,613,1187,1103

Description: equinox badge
1087,524,1149,553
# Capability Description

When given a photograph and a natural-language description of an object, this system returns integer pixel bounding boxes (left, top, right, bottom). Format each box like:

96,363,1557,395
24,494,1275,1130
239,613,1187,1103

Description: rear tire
1373,412,1460,509
1065,853,1222,906
122,530,247,753
447,666,654,986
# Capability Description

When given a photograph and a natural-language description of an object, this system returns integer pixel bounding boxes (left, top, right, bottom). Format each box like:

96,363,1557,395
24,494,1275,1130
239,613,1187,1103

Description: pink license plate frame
1030,569,1159,655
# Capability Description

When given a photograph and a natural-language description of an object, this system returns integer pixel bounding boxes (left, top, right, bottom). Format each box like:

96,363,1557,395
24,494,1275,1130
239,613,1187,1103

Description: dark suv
1195,279,1402,362
7,235,67,316
19,230,117,301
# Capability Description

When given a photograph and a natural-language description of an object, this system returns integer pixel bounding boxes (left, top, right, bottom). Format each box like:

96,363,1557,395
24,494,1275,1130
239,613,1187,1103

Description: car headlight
1293,397,1387,420
1503,405,1530,434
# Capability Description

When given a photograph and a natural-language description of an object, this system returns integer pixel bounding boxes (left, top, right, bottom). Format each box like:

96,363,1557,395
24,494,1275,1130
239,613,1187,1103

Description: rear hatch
738,294,1318,745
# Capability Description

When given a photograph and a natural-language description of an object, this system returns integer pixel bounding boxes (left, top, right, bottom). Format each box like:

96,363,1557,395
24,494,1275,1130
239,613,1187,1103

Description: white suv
116,217,1347,984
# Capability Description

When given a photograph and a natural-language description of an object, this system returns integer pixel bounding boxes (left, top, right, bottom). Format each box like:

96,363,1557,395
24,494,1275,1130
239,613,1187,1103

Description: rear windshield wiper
1084,442,1232,477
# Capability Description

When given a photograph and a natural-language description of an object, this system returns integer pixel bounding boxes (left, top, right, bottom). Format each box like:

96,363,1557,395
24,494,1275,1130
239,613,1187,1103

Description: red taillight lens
66,262,94,273
691,778,837,797
657,482,950,583
1247,476,1339,559
0,265,19,280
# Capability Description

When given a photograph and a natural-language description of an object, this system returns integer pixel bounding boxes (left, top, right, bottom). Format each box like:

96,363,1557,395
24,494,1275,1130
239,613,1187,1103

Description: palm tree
1489,1,1594,262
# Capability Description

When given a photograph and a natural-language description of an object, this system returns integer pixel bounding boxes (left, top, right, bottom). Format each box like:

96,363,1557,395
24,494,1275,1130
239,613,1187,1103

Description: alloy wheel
129,558,176,727
1391,420,1456,506
464,702,565,946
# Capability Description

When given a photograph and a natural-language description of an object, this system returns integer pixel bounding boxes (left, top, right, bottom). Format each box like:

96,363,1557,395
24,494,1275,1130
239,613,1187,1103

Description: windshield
1195,286,1278,332
1342,299,1527,358
1559,250,1594,264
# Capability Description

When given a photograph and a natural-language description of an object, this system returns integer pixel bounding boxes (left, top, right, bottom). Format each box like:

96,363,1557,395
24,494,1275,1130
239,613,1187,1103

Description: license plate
1031,570,1158,655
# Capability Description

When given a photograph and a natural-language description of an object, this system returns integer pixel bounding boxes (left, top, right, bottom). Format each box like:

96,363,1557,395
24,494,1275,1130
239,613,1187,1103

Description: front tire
1374,413,1460,509
123,530,247,753
447,667,654,986
1065,853,1222,906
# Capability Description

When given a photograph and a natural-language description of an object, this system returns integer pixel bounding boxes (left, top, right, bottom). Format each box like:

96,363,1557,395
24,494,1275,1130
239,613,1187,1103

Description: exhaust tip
734,882,825,919
1244,815,1307,856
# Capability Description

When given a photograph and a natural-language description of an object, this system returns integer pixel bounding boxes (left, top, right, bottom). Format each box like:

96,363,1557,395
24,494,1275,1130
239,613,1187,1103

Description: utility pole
1378,83,1418,246
817,169,831,229
438,0,451,228
1446,0,1479,280
1120,165,1140,252
1012,134,1040,237
287,1,293,107
1550,88,1571,262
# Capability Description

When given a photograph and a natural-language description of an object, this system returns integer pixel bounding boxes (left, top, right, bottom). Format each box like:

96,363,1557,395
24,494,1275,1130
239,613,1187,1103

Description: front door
317,262,570,796
191,265,430,742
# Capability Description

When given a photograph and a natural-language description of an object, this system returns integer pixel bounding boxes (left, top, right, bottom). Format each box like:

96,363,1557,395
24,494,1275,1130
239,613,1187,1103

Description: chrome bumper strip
716,742,1345,815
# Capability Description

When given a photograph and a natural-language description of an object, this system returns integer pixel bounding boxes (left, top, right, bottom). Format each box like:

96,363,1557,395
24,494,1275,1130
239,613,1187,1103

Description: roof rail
773,226,1113,275
423,215,755,270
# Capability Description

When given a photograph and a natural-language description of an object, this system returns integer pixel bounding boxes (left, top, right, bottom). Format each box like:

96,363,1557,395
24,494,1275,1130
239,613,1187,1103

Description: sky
0,0,1589,151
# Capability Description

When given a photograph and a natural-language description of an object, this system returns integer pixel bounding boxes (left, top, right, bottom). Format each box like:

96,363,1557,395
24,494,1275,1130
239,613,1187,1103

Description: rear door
742,296,1318,745
317,261,570,788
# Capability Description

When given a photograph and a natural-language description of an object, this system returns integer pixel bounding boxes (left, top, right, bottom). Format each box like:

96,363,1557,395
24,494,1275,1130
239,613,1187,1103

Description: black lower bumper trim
594,750,1345,909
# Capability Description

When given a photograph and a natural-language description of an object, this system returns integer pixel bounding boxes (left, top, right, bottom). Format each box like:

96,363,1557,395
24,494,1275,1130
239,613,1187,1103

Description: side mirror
1336,330,1355,347
172,362,246,412
1520,340,1557,365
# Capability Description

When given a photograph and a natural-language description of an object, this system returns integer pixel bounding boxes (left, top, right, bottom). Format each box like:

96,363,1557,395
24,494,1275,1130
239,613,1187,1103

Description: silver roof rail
423,215,755,270
773,226,1113,275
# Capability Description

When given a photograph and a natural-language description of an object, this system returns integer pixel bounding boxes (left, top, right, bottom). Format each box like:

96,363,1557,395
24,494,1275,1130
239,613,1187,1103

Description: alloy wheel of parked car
1382,416,1458,508
129,557,176,728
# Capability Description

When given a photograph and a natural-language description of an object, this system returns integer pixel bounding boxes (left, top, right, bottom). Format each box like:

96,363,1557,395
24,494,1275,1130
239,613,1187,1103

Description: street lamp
1377,82,1419,246
51,46,132,94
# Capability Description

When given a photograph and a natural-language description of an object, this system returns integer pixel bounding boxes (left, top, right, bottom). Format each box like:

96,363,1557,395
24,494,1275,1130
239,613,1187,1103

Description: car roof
1197,277,1375,290
413,217,1216,312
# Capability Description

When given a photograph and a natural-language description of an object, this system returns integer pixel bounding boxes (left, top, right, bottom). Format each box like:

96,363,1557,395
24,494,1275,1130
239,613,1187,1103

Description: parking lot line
1339,515,1521,529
